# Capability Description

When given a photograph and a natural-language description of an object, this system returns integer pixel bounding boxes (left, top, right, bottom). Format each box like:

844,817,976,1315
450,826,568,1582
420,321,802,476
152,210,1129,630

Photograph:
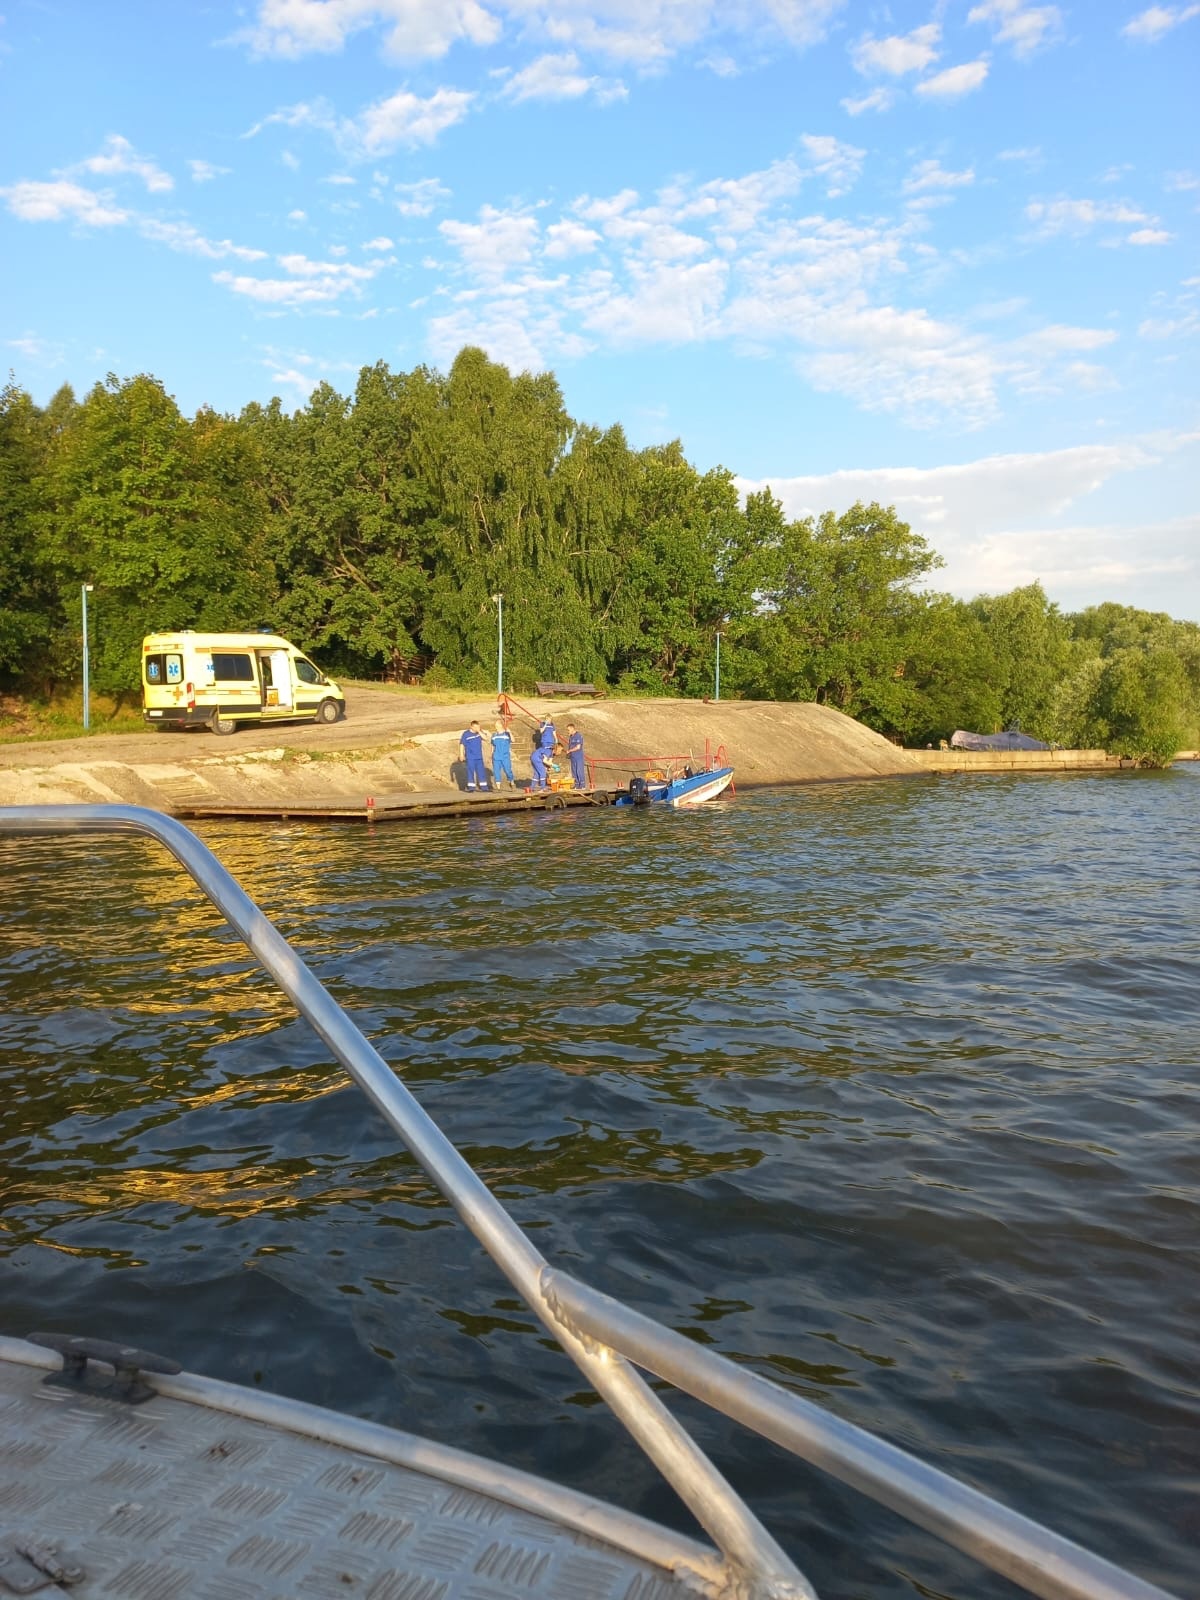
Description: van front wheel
210,711,238,736
316,698,341,724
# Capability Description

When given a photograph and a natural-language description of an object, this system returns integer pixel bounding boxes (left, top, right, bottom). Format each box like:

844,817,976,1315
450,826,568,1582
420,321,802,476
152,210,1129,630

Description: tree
1092,647,1188,765
253,364,438,676
40,375,271,693
736,501,942,730
968,584,1071,737
0,380,58,680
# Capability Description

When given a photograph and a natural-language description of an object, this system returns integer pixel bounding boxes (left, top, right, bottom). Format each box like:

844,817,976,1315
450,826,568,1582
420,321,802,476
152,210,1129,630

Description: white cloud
247,89,472,156
968,1,1064,58
266,366,322,399
500,51,599,102
1139,278,1200,339
7,332,65,365
138,219,267,260
736,437,1200,613
215,251,391,306
236,0,502,62
851,23,940,76
322,173,357,185
798,134,865,198
1020,324,1118,352
363,235,394,250
1139,311,1200,339
916,60,990,98
1,179,128,226
79,134,173,193
440,204,540,276
189,160,230,183
544,219,601,258
288,208,308,221
1024,197,1172,247
355,86,475,153
903,160,975,195
841,87,895,115
235,0,845,72
1122,5,1200,42
583,258,729,344
1164,170,1199,191
392,177,451,215
412,156,1143,432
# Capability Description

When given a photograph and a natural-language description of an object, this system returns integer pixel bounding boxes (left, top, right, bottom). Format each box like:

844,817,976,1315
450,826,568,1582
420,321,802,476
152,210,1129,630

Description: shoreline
0,688,1135,813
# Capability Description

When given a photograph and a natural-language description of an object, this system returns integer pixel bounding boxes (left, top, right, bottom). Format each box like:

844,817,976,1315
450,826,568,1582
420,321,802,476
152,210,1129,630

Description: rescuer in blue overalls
530,716,556,790
566,722,586,791
490,719,515,789
460,719,489,791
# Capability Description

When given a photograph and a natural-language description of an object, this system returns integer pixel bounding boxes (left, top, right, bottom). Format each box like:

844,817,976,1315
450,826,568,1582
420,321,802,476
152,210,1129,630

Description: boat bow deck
0,1335,718,1600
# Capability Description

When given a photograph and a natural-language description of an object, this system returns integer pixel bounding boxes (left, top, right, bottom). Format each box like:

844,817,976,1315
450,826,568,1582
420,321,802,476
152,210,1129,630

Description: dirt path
0,686,469,769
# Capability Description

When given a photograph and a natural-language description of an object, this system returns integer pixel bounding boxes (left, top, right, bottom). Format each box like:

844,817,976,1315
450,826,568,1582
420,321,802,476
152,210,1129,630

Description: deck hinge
0,1536,84,1594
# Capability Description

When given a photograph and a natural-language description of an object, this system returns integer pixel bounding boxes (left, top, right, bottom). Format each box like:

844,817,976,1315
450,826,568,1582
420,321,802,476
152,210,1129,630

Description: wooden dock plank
172,790,611,823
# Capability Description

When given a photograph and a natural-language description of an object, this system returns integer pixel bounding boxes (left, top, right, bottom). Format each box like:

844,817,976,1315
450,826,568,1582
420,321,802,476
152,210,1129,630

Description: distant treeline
2,346,1198,762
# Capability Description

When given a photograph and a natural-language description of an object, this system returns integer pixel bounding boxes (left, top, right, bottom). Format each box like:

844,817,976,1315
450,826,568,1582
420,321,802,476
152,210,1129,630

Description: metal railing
0,805,1179,1600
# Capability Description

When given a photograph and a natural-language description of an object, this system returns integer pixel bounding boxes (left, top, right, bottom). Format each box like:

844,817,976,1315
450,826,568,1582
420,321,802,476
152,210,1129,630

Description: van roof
142,632,295,651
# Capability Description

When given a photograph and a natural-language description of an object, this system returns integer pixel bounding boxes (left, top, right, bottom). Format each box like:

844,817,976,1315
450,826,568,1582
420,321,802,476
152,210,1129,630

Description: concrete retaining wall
905,748,1123,773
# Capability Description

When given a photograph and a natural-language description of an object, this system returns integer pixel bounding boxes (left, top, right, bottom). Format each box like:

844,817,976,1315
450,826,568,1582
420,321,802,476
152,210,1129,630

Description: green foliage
2,354,1197,765
735,500,942,728
0,380,59,675
967,584,1072,735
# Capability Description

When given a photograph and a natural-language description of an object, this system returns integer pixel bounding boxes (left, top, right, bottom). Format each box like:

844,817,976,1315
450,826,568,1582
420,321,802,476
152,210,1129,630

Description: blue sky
3,1,1197,619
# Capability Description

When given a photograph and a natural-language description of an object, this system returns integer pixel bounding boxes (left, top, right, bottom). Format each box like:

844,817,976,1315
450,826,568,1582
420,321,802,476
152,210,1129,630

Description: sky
2,1,1198,620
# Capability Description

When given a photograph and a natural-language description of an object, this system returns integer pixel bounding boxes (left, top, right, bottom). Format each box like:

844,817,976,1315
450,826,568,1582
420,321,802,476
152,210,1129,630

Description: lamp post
492,592,504,695
81,583,94,731
714,631,722,703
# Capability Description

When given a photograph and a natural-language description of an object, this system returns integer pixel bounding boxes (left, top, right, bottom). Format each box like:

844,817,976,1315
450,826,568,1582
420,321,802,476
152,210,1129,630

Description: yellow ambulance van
141,631,346,734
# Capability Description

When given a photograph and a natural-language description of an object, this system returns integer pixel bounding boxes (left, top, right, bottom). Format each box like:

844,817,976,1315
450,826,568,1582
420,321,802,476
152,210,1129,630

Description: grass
341,678,489,706
0,690,147,743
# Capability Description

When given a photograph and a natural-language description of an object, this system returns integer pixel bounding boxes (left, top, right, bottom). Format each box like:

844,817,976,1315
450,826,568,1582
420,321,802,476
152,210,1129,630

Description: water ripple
1,767,1198,1600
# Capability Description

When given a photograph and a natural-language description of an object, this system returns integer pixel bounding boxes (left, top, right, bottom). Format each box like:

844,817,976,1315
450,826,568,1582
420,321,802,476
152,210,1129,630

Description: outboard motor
628,776,651,806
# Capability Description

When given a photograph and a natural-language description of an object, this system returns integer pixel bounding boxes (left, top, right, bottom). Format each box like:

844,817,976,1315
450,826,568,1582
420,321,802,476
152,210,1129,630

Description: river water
1,769,1197,1599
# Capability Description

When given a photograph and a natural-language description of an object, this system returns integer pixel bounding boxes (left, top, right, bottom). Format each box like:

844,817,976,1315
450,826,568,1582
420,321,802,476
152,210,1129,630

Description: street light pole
81,584,94,731
492,593,504,695
714,631,722,702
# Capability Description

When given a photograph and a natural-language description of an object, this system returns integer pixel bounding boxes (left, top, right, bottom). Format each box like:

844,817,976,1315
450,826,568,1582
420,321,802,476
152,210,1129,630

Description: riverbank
0,688,921,810
0,688,1147,812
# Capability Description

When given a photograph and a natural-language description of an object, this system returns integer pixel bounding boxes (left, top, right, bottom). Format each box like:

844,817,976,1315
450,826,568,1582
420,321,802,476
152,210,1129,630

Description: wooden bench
535,681,606,698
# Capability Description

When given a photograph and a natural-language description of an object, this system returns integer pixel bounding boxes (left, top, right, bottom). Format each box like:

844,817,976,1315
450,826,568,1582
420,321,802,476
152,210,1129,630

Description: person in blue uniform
490,719,515,789
530,715,556,789
459,719,489,791
566,722,586,791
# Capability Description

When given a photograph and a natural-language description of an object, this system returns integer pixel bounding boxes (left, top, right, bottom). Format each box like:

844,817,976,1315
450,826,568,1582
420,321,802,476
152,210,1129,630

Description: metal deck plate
0,1357,709,1599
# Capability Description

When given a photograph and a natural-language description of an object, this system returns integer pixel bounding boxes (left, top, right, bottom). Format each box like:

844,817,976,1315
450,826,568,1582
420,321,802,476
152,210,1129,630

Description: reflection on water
2,769,1198,1600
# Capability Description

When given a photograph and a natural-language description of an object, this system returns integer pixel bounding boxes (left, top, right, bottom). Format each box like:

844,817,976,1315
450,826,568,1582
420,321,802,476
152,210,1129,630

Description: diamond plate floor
0,1357,712,1599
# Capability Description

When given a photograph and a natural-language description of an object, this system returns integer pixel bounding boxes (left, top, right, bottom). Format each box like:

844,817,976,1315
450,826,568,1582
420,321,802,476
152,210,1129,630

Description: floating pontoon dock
171,788,612,823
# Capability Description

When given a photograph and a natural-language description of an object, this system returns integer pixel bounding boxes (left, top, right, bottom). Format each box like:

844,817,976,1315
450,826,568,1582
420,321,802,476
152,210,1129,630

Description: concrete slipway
0,688,1121,815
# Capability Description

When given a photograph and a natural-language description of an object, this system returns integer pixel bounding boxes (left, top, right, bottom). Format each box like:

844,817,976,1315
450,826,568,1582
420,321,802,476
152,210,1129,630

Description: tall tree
0,381,58,680
737,501,942,728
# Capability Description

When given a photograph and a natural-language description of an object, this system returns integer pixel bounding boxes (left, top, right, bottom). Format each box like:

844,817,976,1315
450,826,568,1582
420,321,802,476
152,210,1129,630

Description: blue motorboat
613,764,734,807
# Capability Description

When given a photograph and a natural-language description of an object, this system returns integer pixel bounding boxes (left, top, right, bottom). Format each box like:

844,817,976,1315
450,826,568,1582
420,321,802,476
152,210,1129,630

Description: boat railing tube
537,1269,1171,1600
0,803,1179,1600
